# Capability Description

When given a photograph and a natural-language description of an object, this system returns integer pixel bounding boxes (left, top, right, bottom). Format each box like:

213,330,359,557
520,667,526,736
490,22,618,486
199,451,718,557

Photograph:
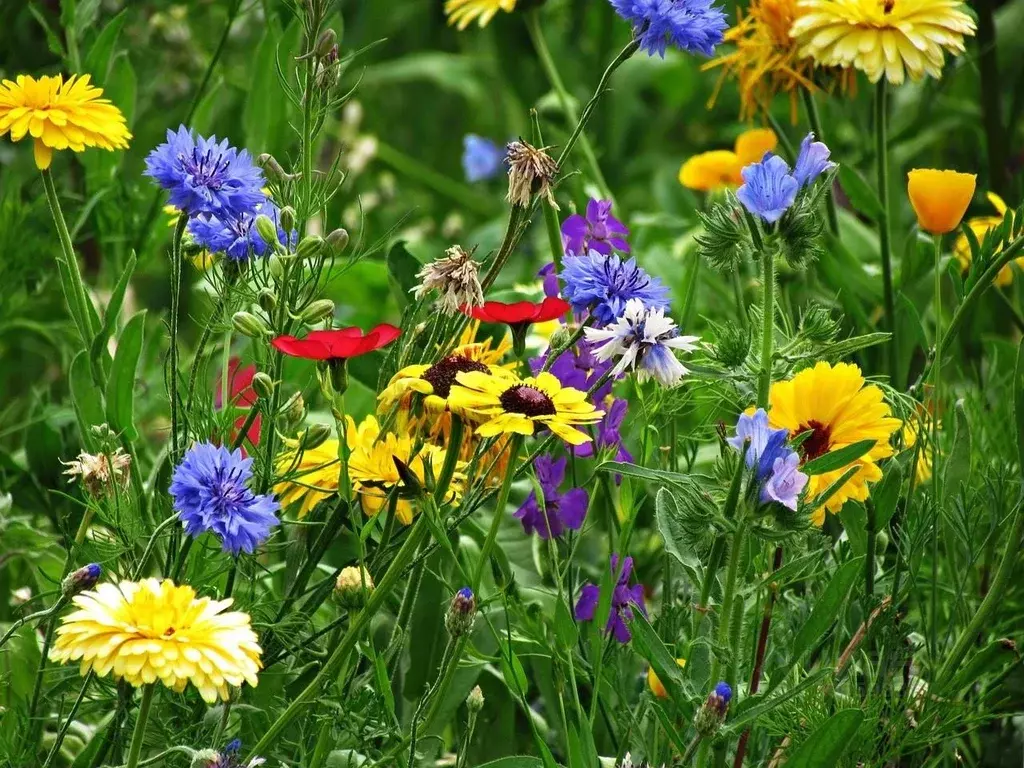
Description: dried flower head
505,140,559,209
63,448,131,497
413,245,484,314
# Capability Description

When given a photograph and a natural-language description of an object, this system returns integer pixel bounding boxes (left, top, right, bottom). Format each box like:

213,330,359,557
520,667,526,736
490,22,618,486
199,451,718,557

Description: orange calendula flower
679,128,778,192
0,74,131,170
907,169,976,235
953,193,1022,285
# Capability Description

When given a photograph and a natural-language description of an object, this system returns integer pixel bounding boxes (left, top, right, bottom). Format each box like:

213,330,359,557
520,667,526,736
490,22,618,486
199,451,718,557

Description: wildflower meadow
2,0,1024,766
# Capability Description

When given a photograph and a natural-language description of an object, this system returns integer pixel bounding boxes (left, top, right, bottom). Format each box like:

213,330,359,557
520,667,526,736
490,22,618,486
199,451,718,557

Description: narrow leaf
788,556,863,665
802,439,876,475
784,708,864,768
105,310,146,441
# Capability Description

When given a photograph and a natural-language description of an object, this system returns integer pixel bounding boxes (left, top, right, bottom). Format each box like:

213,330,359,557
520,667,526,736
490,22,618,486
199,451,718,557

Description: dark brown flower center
798,420,832,460
882,0,894,13
499,384,557,417
422,355,489,398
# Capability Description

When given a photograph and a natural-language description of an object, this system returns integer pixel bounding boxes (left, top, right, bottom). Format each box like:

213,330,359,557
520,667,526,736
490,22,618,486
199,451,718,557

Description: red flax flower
463,297,569,355
272,324,401,393
215,358,261,451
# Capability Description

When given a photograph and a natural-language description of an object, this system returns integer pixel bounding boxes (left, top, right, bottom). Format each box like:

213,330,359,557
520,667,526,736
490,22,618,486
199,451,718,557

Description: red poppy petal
271,335,334,360
305,327,363,342
534,296,571,322
474,300,537,324
369,323,401,348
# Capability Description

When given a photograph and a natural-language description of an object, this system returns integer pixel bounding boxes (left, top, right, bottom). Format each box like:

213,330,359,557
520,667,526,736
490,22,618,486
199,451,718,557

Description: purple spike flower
562,199,630,257
515,455,590,539
575,554,646,643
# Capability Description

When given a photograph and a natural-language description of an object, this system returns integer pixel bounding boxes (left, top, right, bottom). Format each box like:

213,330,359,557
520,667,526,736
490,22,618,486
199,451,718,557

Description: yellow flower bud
907,169,976,235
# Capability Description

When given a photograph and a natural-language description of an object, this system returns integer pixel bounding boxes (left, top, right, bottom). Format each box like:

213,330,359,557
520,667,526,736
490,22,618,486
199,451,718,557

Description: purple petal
558,488,589,530
575,583,600,621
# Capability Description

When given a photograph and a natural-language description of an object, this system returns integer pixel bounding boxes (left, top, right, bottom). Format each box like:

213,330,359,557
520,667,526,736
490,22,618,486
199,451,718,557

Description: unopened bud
232,311,269,339
315,29,338,58
257,153,288,183
279,206,296,235
335,565,374,609
90,423,115,441
548,323,579,351
466,685,484,713
301,299,335,324
251,372,275,399
258,288,278,313
694,682,732,736
62,563,101,597
268,253,287,281
254,215,279,249
326,228,349,255
189,749,220,768
445,587,477,638
296,234,326,261
281,391,305,429
300,423,332,451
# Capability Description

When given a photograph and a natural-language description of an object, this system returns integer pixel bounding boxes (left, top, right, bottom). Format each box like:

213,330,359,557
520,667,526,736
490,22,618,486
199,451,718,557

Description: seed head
62,448,131,497
412,245,484,315
505,140,559,210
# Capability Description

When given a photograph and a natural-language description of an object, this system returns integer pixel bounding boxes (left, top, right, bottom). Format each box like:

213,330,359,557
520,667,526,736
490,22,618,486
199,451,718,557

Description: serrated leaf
105,310,145,441
784,708,864,768
802,439,876,475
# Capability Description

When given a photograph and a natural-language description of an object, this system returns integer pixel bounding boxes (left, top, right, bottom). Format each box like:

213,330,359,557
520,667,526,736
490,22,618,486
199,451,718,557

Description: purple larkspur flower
561,251,671,327
575,554,646,643
515,455,589,539
170,442,280,555
538,262,562,299
736,153,799,224
609,0,728,58
462,134,505,183
575,397,634,462
144,125,265,217
792,132,835,188
562,199,630,257
728,409,807,511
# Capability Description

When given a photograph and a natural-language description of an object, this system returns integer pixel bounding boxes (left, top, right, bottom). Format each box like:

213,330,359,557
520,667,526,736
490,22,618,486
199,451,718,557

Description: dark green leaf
498,640,528,694
554,596,578,648
802,439,876,475
872,464,903,528
386,240,423,308
90,252,136,368
945,640,1019,694
942,402,971,501
105,310,146,441
656,487,701,569
630,611,689,706
69,350,105,450
784,708,864,768
788,557,863,666
838,166,882,221
1016,339,1024,481
84,9,128,80
474,758,545,768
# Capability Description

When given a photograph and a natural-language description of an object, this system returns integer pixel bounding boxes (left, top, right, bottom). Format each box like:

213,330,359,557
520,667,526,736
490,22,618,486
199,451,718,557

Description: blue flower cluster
560,251,670,326
737,132,835,224
170,442,280,555
609,0,728,57
728,409,808,510
145,125,291,261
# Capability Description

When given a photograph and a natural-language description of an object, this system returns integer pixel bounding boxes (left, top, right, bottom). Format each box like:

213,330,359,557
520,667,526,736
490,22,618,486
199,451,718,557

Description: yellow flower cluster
679,128,778,192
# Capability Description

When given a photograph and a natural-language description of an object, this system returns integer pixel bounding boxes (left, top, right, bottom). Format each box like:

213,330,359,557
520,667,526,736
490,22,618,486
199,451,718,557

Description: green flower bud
711,322,751,369
62,564,101,597
258,288,278,313
296,234,326,261
695,199,751,273
326,227,349,255
335,565,374,610
799,302,841,343
279,206,297,235
232,311,269,339
300,423,332,451
280,391,305,430
254,215,279,249
251,372,275,399
301,299,335,324
315,28,337,58
257,153,288,183
268,253,287,281
466,685,484,713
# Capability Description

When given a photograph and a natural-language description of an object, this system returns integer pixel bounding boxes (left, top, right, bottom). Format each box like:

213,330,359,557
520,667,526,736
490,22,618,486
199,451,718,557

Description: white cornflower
412,245,484,315
585,298,699,388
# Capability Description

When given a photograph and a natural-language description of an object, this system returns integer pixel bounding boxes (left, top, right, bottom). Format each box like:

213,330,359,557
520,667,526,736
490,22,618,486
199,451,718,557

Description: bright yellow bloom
790,0,975,85
0,74,131,170
767,361,901,525
647,658,686,699
953,193,1022,286
679,129,778,192
907,169,976,235
274,436,343,519
448,370,603,446
445,0,517,29
900,415,933,485
49,579,261,704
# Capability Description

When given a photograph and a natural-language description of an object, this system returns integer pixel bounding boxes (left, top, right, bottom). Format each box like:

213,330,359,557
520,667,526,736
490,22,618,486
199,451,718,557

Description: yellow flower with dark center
767,361,901,525
907,169,976,235
790,0,975,85
679,128,778,192
447,370,603,446
445,0,517,29
953,193,1022,286
49,579,261,704
704,0,854,121
0,74,131,169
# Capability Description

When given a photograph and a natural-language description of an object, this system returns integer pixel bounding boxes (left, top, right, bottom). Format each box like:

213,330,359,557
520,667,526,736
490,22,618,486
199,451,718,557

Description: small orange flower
679,129,778,192
907,169,976,235
647,658,686,699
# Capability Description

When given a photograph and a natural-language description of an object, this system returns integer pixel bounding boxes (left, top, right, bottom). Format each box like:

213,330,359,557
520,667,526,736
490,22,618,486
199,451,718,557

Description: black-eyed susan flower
790,0,975,85
445,0,517,29
766,361,901,525
0,74,131,169
447,370,604,446
49,578,261,704
953,193,1022,286
907,169,976,235
678,128,777,192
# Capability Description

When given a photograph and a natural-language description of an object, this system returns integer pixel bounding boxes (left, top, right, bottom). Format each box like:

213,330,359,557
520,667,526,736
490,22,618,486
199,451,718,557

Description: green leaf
69,350,105,450
386,240,423,308
802,439,876,475
815,332,890,362
894,292,927,391
725,669,831,732
872,464,903,529
105,310,145,441
784,708,864,768
629,611,689,707
498,640,528,694
474,758,545,768
942,402,972,501
656,487,702,570
788,556,863,666
1016,339,1024,481
72,0,102,40
945,640,1019,694
838,166,882,221
554,596,578,648
84,8,127,80
90,252,136,368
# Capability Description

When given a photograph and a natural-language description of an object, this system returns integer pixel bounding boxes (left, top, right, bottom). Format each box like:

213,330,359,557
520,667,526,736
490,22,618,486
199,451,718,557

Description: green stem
800,88,839,236
865,501,877,599
976,0,1008,198
757,232,774,408
930,234,942,662
874,81,899,384
185,290,230,413
169,213,188,462
473,437,522,590
124,684,155,768
525,8,614,205
434,415,465,503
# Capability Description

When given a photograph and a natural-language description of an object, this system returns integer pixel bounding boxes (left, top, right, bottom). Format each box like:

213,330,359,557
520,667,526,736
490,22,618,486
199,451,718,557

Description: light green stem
874,81,898,384
124,684,155,768
930,234,942,661
800,88,839,236
472,437,522,590
758,241,774,408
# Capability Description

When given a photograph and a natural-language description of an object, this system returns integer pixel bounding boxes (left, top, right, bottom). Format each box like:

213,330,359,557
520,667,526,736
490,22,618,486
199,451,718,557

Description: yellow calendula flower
679,128,778,192
767,361,902,525
647,658,687,699
790,0,975,85
953,193,1022,286
907,169,976,235
0,74,131,170
900,415,933,485
445,0,517,29
49,579,261,704
448,370,603,446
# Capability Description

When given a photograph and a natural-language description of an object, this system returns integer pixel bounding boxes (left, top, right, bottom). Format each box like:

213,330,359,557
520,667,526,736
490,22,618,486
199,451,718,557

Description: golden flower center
423,355,489,398
798,420,833,461
500,385,557,417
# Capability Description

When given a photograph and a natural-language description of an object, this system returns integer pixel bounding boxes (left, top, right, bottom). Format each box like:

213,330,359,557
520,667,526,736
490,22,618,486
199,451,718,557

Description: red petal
470,300,537,324
271,335,333,360
533,296,571,322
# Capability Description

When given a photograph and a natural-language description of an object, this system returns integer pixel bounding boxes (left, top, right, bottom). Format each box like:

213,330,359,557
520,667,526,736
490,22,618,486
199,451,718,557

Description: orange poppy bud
907,169,976,235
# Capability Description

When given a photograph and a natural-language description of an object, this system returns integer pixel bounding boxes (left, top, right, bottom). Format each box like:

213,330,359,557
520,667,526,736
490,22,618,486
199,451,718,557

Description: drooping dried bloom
413,245,484,314
505,140,559,209
63,448,131,497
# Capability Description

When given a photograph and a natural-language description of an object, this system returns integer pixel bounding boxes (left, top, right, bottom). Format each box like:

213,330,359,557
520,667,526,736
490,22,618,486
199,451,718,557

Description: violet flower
575,554,646,643
562,199,630,257
515,455,589,539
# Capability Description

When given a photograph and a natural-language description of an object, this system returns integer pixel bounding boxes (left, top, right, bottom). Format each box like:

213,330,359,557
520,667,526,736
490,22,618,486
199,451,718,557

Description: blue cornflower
561,251,671,326
170,442,280,555
189,201,293,262
145,125,266,217
792,132,835,188
610,0,727,58
736,153,799,223
728,409,807,511
462,134,505,182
